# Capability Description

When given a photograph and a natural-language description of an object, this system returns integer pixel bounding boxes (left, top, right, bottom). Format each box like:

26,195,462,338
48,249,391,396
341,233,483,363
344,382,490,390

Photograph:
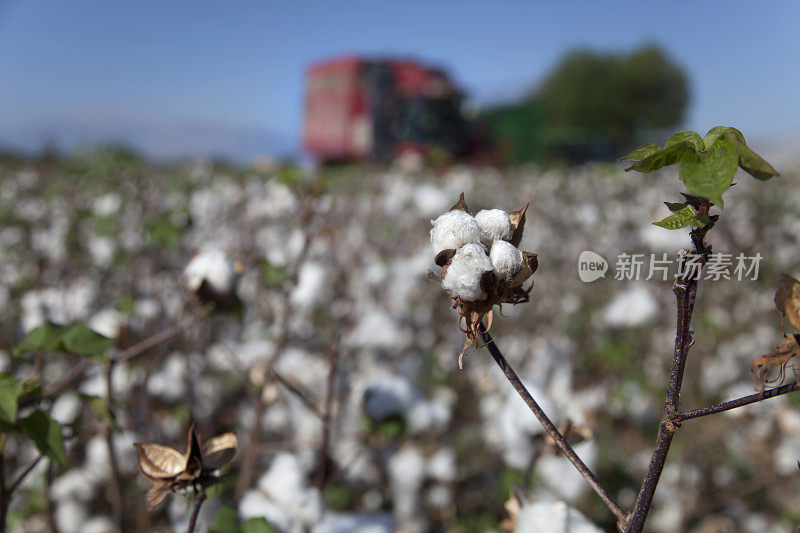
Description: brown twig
272,370,323,419
235,202,319,501
316,341,339,490
626,216,710,532
20,307,209,412
103,361,124,526
678,381,800,421
186,491,207,533
479,328,627,524
7,455,43,496
116,306,210,364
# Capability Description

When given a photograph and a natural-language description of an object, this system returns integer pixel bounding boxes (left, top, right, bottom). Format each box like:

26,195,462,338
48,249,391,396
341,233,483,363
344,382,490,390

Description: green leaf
14,322,70,355
724,135,780,180
18,411,66,465
653,205,698,230
242,518,277,533
61,325,113,358
0,373,23,424
665,131,704,153
664,201,688,213
704,126,745,150
625,141,694,172
679,139,738,207
619,143,659,162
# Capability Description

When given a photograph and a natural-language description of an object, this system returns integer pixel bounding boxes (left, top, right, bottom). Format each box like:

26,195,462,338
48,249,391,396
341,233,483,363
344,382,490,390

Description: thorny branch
479,328,628,525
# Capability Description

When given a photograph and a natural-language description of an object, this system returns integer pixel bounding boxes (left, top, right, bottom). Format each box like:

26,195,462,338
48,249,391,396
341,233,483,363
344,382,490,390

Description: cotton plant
430,194,537,366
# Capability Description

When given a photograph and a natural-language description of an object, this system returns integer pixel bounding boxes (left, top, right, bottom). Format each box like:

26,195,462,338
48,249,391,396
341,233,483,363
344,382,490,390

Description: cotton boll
490,241,523,281
430,211,481,254
183,249,238,294
441,243,494,301
475,209,511,245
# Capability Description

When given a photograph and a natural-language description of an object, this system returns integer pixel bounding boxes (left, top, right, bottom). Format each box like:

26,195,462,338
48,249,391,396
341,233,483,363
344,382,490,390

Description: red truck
303,56,475,162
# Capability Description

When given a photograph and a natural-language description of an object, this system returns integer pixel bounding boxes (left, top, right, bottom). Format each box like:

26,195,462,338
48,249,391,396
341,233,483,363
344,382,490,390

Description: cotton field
1,149,799,533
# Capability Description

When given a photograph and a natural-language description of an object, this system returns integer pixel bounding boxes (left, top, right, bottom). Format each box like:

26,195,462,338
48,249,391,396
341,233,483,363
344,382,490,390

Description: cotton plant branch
103,359,124,525
677,381,800,421
479,328,628,525
186,491,207,533
316,341,339,490
235,202,320,501
624,215,710,532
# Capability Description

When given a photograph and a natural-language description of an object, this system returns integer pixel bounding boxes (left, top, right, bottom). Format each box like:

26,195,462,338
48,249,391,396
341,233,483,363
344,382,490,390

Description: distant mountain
0,116,299,162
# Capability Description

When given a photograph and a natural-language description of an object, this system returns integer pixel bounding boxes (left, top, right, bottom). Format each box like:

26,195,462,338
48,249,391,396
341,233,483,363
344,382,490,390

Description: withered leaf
508,203,529,247
135,423,237,508
775,273,800,332
751,333,800,390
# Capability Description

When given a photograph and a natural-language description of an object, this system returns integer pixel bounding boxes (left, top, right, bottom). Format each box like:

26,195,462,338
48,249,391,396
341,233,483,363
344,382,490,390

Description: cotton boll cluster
432,197,530,305
430,195,536,360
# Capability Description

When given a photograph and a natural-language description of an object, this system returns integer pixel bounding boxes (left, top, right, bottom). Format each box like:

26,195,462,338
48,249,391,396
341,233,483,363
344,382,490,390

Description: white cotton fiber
430,211,481,254
475,209,511,245
490,240,523,281
184,249,237,294
441,243,494,301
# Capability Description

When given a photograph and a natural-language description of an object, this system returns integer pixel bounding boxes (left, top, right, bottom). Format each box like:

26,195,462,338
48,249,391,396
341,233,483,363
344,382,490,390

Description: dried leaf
775,273,800,332
751,334,800,390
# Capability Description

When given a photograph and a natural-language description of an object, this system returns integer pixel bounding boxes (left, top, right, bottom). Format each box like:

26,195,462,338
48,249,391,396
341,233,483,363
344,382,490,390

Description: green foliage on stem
14,322,113,359
622,126,779,227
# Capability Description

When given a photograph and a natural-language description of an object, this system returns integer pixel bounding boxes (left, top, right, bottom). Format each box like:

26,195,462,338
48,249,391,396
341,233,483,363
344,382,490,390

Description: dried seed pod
135,424,237,508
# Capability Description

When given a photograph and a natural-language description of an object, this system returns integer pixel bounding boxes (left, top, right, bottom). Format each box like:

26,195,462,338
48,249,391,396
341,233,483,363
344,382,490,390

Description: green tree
537,44,689,155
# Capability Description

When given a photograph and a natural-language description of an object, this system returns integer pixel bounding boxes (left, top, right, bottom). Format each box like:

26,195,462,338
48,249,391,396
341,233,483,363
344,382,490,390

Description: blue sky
1,0,798,160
